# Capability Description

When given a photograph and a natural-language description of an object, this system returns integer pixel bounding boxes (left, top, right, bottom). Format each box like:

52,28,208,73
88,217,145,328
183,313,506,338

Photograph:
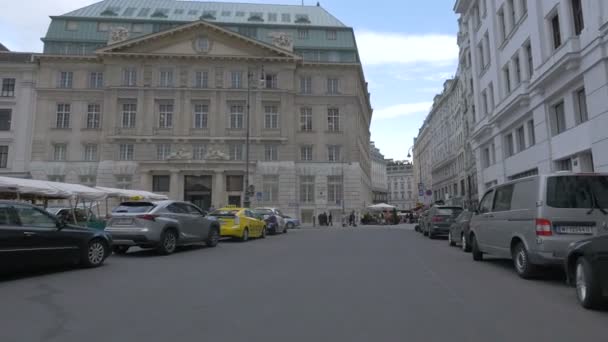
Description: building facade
413,118,433,206
455,0,608,198
30,0,373,224
386,160,415,210
0,50,36,178
370,142,388,204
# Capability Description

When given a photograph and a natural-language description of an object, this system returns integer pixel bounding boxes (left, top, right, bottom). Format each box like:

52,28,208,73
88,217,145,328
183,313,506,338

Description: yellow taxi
208,206,266,241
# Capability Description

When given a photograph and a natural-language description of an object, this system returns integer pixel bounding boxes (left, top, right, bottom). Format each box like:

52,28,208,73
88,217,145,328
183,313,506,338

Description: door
166,203,195,242
0,204,31,271
184,203,209,240
473,189,495,251
245,210,261,236
12,203,80,265
490,184,515,256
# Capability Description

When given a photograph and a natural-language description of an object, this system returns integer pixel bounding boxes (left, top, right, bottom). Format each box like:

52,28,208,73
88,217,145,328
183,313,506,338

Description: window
488,83,495,109
493,185,514,212
513,55,521,85
300,176,314,203
262,175,279,202
300,76,312,94
152,175,170,192
301,145,313,161
328,108,340,132
85,104,100,129
158,103,173,128
328,145,341,162
237,27,257,38
265,74,277,89
115,175,132,189
89,72,103,88
0,146,8,168
264,145,278,161
551,13,562,49
516,126,525,152
66,21,79,31
572,0,584,35
477,43,485,70
328,176,343,204
505,133,514,157
507,0,516,24
551,101,566,136
14,205,57,229
132,23,144,33
482,90,489,115
0,109,11,130
267,13,277,22
556,158,572,171
119,144,134,161
521,0,528,16
575,88,588,124
281,13,291,22
229,144,243,161
156,144,171,160
525,42,533,78
298,29,309,40
195,71,208,88
83,144,97,161
546,176,608,208
300,107,313,131
231,71,243,89
193,144,206,160
226,175,243,191
327,78,339,94
123,68,137,86
478,190,494,214
53,144,67,161
482,147,491,168
264,105,279,129
56,103,71,128
121,103,136,128
193,104,208,129
1,78,15,97
527,119,536,146
498,8,506,41
503,64,511,94
483,32,490,67
230,104,244,129
159,69,174,87
326,29,337,40
59,71,73,88
97,22,110,32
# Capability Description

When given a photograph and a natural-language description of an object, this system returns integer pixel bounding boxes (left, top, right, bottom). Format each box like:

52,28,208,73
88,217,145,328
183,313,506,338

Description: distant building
370,142,388,204
386,160,415,210
0,43,8,52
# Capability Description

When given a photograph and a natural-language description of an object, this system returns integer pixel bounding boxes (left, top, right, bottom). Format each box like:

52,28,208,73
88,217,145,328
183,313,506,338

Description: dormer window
248,12,264,22
201,11,217,20
151,9,170,18
101,7,120,16
295,14,311,24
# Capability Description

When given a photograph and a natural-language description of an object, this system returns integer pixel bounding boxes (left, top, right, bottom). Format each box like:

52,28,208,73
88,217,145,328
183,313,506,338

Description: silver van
469,173,608,278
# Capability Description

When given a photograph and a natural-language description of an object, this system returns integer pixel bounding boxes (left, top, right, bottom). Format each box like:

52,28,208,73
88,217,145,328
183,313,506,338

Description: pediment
97,20,299,60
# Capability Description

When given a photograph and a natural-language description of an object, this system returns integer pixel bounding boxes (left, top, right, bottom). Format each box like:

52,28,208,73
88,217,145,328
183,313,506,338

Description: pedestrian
349,211,355,226
329,212,333,226
318,213,323,226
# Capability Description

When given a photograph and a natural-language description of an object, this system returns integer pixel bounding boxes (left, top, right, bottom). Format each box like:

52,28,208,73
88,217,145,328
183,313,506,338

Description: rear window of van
546,176,608,208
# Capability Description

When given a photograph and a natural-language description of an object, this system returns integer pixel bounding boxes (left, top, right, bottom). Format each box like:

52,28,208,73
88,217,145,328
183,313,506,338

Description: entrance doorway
184,176,212,211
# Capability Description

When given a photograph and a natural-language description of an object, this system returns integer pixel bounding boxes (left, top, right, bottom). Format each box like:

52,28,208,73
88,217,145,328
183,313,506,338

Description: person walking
328,212,333,226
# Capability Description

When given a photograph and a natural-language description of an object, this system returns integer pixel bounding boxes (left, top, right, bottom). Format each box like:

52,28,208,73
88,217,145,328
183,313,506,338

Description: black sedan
565,235,608,309
0,201,112,274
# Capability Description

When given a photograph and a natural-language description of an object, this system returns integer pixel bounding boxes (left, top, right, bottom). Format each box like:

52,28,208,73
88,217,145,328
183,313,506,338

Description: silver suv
469,173,608,278
105,201,220,255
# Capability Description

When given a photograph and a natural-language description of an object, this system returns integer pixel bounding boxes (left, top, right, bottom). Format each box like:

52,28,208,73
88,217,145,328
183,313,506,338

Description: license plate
554,226,594,235
114,218,133,226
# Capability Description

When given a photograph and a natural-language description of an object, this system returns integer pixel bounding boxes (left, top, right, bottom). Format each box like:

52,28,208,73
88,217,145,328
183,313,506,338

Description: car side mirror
56,218,68,229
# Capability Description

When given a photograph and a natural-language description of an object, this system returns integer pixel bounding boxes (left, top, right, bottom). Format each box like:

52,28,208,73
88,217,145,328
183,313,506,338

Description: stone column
170,170,180,200
212,170,225,208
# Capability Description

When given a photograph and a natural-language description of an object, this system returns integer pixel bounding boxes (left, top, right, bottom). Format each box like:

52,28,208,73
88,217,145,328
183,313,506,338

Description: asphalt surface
1,224,607,342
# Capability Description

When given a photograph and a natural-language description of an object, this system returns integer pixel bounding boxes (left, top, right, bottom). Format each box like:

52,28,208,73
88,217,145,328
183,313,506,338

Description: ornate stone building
31,0,373,224
370,142,388,204
386,160,415,210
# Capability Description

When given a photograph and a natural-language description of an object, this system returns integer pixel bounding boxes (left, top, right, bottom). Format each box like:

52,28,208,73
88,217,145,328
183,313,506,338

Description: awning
367,203,396,210
95,187,168,201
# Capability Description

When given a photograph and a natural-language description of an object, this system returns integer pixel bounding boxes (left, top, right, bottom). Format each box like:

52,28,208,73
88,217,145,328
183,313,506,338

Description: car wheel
241,228,249,242
461,233,471,253
428,229,434,239
206,227,220,247
423,227,428,236
575,257,603,309
448,231,456,246
471,235,483,261
287,222,294,230
82,239,108,267
512,242,537,279
261,226,267,239
283,224,288,234
157,229,178,255
113,246,130,255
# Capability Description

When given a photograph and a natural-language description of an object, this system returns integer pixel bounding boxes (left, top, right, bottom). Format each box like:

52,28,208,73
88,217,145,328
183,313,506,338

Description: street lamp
243,65,265,208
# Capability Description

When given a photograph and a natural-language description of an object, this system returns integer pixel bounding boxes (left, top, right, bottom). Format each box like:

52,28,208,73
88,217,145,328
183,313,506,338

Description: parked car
254,207,287,234
417,210,430,233
45,206,106,230
448,211,474,252
424,206,464,239
208,207,266,241
0,201,112,272
283,215,301,229
105,201,220,255
565,235,608,309
469,173,608,279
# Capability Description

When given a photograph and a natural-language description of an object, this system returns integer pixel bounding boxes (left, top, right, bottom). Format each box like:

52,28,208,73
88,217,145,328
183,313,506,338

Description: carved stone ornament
167,148,192,160
192,35,212,54
268,32,293,51
205,149,230,161
108,26,130,44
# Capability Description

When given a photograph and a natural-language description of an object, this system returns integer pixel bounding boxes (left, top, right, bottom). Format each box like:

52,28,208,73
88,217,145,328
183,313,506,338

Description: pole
244,67,252,208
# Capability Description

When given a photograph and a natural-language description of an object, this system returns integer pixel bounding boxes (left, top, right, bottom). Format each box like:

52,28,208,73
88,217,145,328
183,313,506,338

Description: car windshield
112,202,155,213
209,209,239,217
45,208,64,216
546,176,608,209
436,207,463,216
254,209,273,215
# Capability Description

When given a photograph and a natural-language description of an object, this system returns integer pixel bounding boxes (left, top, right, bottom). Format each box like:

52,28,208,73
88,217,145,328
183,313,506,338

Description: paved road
1,225,607,342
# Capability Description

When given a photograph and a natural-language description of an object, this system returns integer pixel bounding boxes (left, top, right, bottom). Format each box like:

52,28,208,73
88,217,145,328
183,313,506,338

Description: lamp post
244,65,265,208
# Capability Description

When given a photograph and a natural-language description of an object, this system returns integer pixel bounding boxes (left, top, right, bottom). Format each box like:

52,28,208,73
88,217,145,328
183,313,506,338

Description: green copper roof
60,0,347,28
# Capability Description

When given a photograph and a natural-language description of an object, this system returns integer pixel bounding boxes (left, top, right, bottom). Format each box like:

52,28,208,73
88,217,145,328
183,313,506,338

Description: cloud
374,102,433,120
355,30,459,66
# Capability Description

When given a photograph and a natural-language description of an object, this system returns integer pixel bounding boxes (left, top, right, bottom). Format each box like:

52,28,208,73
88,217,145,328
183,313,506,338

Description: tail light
137,214,158,222
535,218,553,236
234,216,240,224
431,216,445,223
